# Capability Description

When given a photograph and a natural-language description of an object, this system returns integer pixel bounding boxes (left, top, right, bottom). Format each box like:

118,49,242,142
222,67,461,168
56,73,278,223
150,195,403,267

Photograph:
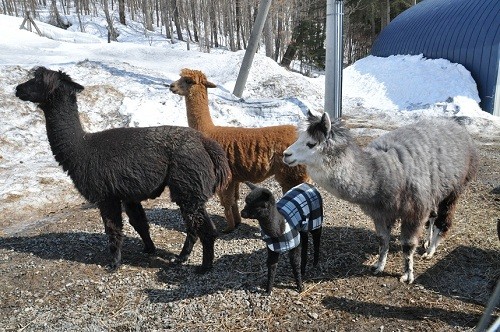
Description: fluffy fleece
283,111,478,283
15,66,231,272
169,68,309,233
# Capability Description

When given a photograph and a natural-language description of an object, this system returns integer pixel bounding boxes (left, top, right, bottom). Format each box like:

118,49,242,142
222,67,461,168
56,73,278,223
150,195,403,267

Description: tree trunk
274,11,283,61
143,0,153,31
380,0,390,30
103,0,118,41
263,11,273,58
281,19,308,68
190,0,199,42
171,0,183,41
118,0,125,24
235,0,242,49
209,0,218,47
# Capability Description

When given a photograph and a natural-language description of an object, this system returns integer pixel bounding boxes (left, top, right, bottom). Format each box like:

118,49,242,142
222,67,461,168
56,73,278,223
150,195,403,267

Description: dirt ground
0,133,499,332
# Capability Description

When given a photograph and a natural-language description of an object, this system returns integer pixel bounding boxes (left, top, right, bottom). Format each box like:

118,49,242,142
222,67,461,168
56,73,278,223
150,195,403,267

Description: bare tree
142,0,153,31
102,0,118,41
118,0,125,24
5,0,416,69
171,0,183,40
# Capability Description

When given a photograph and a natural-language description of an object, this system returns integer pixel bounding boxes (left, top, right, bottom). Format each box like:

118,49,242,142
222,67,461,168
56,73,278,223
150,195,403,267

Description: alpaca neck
185,87,215,132
41,93,85,168
258,208,286,238
313,142,383,205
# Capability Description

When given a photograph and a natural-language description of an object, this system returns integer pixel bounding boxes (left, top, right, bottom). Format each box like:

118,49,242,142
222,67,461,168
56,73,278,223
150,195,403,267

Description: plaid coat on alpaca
261,183,323,253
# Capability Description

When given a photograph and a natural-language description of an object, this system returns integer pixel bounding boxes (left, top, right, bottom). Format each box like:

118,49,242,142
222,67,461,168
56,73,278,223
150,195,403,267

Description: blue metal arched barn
371,0,500,116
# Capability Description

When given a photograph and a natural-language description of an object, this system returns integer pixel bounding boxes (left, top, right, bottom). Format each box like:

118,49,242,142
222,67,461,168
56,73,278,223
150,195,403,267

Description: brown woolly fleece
170,68,309,232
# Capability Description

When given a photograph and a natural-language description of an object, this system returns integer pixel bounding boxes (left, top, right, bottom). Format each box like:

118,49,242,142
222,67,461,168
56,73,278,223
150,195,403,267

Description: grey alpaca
283,111,478,283
241,182,323,294
15,67,231,273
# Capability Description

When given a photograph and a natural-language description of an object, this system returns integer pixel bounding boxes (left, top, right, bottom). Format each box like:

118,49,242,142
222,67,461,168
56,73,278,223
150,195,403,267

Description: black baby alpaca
241,182,323,294
15,67,231,273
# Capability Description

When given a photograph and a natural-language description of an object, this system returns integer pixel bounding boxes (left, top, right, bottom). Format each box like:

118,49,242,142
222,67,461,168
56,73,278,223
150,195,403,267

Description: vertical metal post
494,43,500,117
324,0,344,119
233,0,273,98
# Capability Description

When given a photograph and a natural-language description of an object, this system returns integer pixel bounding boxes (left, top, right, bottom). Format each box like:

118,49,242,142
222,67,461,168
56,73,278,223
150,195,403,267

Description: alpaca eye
306,142,317,149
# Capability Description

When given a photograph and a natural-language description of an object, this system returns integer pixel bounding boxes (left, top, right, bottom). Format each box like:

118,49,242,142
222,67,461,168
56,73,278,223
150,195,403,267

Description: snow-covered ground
0,13,498,222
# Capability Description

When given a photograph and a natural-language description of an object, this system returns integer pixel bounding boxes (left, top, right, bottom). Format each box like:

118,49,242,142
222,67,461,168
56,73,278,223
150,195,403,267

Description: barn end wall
371,0,500,115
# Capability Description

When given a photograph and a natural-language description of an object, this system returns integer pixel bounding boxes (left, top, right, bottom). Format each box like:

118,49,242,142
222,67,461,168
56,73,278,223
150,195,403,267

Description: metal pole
475,278,500,332
233,0,273,98
493,43,500,116
324,0,344,119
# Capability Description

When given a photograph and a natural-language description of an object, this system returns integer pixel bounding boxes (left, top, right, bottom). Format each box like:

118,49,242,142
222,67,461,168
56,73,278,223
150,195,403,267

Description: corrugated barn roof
371,0,500,115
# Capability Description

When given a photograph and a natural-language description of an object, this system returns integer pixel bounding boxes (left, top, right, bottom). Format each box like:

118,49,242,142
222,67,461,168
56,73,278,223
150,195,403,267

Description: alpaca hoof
423,240,430,250
371,264,384,275
106,262,120,272
263,282,273,295
399,273,414,284
297,284,304,293
143,245,156,255
422,252,433,260
422,247,436,260
175,254,189,264
195,265,213,274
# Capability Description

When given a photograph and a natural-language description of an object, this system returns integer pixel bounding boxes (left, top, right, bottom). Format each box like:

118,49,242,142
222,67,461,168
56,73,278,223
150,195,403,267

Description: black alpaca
15,67,231,273
241,182,323,294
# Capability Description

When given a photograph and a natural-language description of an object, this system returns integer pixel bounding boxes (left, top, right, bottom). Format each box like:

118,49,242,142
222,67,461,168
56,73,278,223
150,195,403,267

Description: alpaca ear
307,110,317,121
59,71,85,93
69,81,84,93
245,181,258,190
320,112,332,137
260,189,275,204
206,81,217,88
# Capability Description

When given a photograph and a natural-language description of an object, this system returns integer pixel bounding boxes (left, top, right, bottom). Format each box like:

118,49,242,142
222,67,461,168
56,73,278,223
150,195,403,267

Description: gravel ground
0,132,499,332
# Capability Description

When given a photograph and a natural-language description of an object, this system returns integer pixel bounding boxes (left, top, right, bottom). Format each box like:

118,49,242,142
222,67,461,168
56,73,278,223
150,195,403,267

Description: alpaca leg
231,203,241,227
266,249,280,295
372,219,391,274
289,246,304,293
123,201,155,254
423,194,458,259
194,206,218,273
300,231,309,275
231,181,242,227
177,203,217,273
400,241,417,284
177,206,199,264
400,220,423,283
98,200,124,270
311,227,322,267
220,182,240,233
177,230,197,263
423,211,437,250
422,221,441,260
423,218,434,250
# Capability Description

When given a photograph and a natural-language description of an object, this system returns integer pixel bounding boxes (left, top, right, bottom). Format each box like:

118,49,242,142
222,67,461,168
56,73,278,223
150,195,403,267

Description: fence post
324,0,344,120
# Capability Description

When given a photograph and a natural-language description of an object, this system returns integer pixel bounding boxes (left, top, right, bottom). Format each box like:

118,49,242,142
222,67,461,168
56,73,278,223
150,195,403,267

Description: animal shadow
416,245,499,306
322,245,498,329
322,296,481,329
0,231,177,269
146,226,377,302
146,206,261,240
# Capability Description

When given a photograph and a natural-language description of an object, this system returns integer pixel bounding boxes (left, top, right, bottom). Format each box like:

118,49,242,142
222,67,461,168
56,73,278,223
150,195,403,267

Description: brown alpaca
170,68,309,233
